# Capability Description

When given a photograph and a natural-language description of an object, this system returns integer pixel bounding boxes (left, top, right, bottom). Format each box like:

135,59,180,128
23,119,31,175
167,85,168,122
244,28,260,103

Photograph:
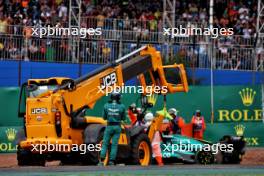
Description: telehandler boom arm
49,45,188,116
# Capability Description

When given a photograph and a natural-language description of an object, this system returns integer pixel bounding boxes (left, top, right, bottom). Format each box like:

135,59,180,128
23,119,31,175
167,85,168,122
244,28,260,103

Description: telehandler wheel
131,133,152,166
82,132,105,165
17,145,46,166
17,145,31,166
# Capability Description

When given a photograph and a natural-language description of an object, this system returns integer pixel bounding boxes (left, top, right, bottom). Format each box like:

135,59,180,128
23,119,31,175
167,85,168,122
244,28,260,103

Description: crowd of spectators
0,0,259,36
0,0,262,70
81,0,259,39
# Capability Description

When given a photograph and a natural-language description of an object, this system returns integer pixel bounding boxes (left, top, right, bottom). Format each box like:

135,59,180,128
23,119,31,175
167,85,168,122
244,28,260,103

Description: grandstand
0,0,262,71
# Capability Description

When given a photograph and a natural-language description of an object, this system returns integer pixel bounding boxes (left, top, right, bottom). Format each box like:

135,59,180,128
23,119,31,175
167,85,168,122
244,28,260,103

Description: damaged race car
159,133,246,164
145,107,246,165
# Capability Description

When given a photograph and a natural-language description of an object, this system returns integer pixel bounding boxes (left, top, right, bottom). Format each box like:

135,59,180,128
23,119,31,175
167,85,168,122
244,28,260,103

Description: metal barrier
0,35,120,63
214,47,254,70
0,23,257,46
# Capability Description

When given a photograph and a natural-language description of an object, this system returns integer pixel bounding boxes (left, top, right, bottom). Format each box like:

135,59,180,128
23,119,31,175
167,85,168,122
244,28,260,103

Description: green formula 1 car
159,134,246,164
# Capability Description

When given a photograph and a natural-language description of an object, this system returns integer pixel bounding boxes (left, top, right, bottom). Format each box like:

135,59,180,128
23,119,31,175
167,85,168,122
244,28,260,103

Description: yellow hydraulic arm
38,45,188,120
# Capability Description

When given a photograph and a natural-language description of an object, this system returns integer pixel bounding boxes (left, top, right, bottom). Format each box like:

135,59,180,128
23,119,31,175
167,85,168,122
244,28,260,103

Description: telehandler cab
17,45,188,166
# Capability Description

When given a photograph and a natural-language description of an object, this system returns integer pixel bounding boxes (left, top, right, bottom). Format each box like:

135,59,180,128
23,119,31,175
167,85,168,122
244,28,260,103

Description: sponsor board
0,127,20,153
217,88,263,122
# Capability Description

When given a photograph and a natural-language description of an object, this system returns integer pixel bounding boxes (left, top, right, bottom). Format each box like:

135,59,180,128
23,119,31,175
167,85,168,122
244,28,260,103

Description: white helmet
144,112,154,128
168,108,178,116
144,112,154,122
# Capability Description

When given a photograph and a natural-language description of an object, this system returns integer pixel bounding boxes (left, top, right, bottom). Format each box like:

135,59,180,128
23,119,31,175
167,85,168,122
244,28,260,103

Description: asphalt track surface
0,165,264,176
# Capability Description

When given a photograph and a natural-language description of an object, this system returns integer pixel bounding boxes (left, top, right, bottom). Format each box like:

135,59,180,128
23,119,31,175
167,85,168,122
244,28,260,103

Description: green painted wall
0,88,23,126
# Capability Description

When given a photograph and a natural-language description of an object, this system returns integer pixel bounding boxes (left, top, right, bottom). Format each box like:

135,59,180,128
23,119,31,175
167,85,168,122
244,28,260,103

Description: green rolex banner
208,85,264,146
214,86,262,123
0,127,21,153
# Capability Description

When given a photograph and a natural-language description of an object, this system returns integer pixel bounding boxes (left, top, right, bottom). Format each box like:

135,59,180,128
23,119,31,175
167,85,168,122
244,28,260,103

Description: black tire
17,145,45,166
215,151,223,164
131,133,152,166
81,132,104,165
17,145,31,166
195,150,214,165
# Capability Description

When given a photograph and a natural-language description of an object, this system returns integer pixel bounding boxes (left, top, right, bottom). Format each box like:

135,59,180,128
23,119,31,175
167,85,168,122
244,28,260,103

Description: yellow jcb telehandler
17,45,188,166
